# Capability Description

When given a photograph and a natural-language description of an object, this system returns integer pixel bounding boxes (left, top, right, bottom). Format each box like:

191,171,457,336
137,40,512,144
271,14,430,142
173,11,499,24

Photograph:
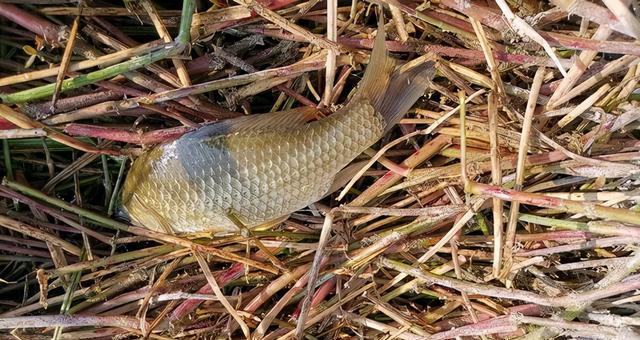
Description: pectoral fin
324,160,370,198
128,194,175,234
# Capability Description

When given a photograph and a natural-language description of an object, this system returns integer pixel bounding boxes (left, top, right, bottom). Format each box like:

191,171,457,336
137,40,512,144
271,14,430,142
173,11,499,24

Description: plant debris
0,0,640,339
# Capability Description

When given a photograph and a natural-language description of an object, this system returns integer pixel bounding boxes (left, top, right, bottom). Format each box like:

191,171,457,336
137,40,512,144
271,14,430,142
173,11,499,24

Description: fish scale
121,101,385,233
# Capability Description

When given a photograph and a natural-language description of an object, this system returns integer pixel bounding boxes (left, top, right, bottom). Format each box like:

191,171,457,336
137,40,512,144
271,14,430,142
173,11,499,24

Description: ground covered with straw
0,0,640,339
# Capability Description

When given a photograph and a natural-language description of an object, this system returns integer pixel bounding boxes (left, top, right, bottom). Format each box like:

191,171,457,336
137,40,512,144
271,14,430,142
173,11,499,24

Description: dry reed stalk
487,91,503,278
1,1,640,338
50,10,80,110
501,67,545,278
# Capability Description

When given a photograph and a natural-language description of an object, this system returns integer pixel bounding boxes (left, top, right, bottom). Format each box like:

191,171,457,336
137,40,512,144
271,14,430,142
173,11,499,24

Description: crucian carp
120,24,436,234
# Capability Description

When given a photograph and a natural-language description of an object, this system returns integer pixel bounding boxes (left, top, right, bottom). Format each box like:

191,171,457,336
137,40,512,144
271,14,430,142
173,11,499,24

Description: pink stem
0,3,62,45
202,0,299,31
291,277,336,319
64,124,191,145
541,31,640,56
248,28,565,67
432,304,542,332
168,251,271,323
0,118,17,130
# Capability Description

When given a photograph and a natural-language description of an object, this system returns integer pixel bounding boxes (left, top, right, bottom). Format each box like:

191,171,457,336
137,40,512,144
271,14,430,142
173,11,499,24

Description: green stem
517,213,640,238
0,0,195,104
107,158,127,216
1,44,180,103
101,154,112,209
3,178,130,232
2,178,280,274
2,140,12,180
53,251,85,340
467,181,640,225
519,213,587,230
51,245,177,277
176,0,196,44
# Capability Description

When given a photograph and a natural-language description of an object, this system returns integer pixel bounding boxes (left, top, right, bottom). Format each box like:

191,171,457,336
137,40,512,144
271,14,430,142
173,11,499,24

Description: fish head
120,147,175,233
121,192,174,233
113,204,130,222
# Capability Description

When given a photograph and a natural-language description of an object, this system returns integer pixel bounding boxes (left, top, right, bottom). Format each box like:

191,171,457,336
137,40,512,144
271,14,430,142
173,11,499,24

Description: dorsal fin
184,106,319,140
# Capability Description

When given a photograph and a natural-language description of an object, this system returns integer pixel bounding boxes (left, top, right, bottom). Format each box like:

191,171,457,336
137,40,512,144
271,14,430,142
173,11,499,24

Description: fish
119,24,436,235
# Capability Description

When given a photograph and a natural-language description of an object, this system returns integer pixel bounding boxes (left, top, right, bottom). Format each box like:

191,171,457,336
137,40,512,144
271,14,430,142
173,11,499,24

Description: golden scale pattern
122,100,385,233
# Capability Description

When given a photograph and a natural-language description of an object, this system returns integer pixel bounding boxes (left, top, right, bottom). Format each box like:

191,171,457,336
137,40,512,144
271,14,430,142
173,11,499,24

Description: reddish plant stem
82,19,232,120
186,54,224,75
248,28,567,67
0,118,17,130
254,26,640,63
196,0,299,32
243,262,312,314
138,104,198,127
64,69,148,98
0,315,145,330
167,251,270,323
291,276,336,319
165,266,242,324
466,181,640,225
540,31,640,56
0,104,120,155
551,0,631,38
90,16,139,47
167,101,240,121
91,79,148,98
253,257,333,338
421,10,478,36
211,44,318,110
43,99,139,125
433,303,542,333
137,56,328,104
459,230,591,243
0,26,34,41
386,231,592,260
443,0,640,55
0,3,97,59
79,272,215,315
432,315,518,339
0,3,62,45
22,91,123,118
384,258,640,308
515,236,637,257
276,84,319,108
63,124,192,145
432,314,631,339
0,242,50,258
348,135,452,207
0,187,78,222
539,61,606,96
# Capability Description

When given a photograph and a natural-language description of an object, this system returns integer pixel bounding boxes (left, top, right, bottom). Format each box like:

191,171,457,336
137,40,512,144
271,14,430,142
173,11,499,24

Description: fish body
120,28,435,234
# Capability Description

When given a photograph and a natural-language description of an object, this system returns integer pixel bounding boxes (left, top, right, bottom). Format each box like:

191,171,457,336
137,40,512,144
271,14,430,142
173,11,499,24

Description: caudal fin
354,17,436,129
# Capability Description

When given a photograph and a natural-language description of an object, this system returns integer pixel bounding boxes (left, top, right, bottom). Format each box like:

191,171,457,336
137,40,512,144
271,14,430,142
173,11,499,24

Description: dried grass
0,0,639,339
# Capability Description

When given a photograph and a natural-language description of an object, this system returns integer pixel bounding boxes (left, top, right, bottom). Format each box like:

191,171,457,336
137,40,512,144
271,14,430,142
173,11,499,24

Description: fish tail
355,16,436,128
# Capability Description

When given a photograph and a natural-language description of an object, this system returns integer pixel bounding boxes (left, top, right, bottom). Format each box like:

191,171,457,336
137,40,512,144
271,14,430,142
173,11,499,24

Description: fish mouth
113,204,131,222
110,187,130,222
